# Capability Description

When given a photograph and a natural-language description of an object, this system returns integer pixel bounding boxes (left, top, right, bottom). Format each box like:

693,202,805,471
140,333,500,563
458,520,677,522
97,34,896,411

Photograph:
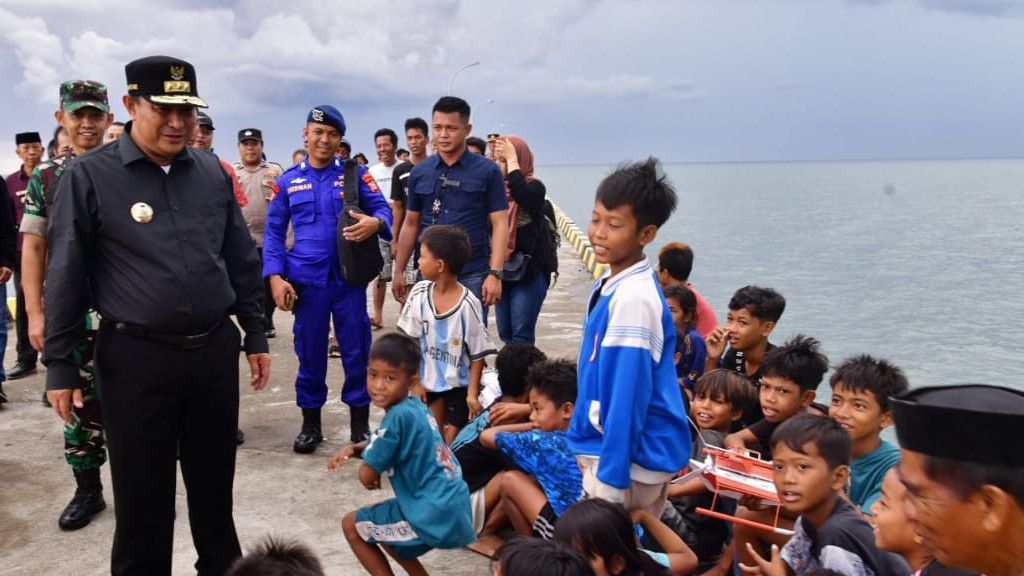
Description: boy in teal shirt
330,334,474,572
827,354,908,513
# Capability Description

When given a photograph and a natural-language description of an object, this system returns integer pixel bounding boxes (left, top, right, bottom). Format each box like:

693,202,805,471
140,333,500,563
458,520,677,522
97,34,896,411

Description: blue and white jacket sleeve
595,292,664,490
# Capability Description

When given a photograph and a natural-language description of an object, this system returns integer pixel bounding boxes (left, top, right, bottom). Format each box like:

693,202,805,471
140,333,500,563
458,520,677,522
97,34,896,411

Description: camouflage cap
60,80,110,113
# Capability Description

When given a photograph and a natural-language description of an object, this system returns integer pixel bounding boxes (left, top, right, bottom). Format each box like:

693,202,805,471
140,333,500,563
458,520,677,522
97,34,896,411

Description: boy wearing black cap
22,80,113,531
893,384,1024,576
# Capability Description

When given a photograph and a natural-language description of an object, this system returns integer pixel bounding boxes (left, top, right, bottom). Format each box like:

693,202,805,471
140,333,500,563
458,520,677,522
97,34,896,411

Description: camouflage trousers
64,330,106,472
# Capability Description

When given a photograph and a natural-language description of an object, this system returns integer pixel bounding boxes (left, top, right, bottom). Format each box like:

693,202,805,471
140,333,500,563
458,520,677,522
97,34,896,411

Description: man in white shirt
368,128,399,329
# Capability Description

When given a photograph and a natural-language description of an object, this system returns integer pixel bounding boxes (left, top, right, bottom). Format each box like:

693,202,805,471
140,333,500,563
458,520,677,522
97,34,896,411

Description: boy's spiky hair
595,157,677,230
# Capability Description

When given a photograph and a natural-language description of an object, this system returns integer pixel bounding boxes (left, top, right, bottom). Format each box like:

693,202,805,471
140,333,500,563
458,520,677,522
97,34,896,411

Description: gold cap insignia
169,65,185,81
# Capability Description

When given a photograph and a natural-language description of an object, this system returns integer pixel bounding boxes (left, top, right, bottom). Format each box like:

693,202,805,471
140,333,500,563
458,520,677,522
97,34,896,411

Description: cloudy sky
1,0,1023,172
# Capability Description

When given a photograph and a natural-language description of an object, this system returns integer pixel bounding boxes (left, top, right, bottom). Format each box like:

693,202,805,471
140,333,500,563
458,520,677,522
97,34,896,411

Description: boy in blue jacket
566,157,690,516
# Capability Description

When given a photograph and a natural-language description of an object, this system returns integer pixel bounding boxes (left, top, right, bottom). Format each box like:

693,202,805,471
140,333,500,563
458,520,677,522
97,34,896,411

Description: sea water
544,159,1024,393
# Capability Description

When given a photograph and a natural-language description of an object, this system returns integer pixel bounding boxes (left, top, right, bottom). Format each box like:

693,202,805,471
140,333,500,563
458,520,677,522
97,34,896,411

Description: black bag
336,159,384,286
540,199,560,284
502,252,532,282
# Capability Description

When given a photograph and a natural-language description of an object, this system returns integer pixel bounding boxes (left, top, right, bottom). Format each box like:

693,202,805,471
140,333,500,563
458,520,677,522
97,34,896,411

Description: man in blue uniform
263,104,393,453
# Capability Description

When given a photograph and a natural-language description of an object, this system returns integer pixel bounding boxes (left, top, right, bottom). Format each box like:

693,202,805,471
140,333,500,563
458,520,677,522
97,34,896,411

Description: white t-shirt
368,161,397,199
397,281,497,393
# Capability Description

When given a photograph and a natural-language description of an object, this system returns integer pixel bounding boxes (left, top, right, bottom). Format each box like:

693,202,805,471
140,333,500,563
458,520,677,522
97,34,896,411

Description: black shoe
0,382,7,405
293,408,323,454
265,329,276,338
42,391,51,407
350,405,370,443
236,428,245,445
293,430,323,453
8,361,37,380
59,469,106,531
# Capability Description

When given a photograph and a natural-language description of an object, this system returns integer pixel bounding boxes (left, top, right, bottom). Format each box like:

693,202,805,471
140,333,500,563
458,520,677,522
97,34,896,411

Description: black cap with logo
238,128,263,143
125,55,208,107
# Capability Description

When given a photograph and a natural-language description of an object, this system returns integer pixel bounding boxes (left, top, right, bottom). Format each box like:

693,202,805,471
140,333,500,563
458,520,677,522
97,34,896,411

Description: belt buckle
181,332,207,350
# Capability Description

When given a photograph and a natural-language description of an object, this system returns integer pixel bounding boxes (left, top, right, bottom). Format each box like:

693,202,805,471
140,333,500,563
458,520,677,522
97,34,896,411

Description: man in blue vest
263,104,392,453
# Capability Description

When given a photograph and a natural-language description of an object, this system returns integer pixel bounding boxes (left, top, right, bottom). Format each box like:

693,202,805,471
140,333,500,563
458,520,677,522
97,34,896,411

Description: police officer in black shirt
43,55,271,576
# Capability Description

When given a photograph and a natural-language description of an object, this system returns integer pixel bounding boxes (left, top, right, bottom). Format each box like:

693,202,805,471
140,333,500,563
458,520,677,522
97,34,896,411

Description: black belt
102,319,223,350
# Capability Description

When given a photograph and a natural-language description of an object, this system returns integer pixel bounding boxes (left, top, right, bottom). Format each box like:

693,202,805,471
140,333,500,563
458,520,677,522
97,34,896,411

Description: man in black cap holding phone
892,384,1024,576
43,55,270,576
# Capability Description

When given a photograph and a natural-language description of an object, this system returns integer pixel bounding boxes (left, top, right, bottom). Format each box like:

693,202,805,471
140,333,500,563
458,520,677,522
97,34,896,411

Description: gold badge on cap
131,202,154,223
169,65,185,81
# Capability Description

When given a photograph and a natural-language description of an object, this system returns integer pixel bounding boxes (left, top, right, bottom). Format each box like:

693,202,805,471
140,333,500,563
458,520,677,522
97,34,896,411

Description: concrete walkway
0,239,595,576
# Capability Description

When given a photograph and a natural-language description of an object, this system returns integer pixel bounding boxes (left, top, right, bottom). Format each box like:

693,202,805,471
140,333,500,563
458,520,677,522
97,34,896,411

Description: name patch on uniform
287,183,312,193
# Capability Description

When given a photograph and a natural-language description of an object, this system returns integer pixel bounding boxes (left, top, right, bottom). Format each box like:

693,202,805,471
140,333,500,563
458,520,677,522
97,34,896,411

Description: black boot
293,408,323,454
59,468,106,530
350,405,370,443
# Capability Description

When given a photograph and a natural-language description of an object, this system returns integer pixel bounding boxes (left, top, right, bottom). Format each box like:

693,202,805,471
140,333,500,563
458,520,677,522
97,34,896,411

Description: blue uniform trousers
293,278,371,409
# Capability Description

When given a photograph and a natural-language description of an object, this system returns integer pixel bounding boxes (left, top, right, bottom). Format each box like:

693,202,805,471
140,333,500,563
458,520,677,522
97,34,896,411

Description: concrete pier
0,227,597,575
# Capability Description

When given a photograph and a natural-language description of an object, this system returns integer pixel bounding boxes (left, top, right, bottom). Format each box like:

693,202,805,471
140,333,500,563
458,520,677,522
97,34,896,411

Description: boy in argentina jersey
397,225,496,443
330,334,475,572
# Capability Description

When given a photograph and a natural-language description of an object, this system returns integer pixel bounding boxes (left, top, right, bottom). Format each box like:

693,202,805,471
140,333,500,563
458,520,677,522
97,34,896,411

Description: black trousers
96,320,242,576
13,262,37,366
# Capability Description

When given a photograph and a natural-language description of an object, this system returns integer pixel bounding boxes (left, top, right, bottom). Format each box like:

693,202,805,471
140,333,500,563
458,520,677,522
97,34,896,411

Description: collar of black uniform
119,121,195,167
891,384,1024,466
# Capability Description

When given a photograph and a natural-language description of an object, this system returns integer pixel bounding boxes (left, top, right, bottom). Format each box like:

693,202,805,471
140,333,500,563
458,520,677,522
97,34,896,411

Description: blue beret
307,104,345,135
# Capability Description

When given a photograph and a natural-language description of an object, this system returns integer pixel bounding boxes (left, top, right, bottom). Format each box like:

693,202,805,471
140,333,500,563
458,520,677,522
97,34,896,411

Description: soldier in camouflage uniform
22,79,113,530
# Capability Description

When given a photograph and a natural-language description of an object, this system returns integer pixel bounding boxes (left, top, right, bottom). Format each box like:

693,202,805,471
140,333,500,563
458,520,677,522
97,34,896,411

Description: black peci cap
125,55,208,107
891,384,1024,466
15,132,41,145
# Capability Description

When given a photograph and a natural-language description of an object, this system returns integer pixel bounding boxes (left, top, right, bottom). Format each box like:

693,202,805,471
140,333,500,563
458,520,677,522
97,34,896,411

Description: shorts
532,502,558,540
355,499,433,559
424,387,469,430
469,488,487,535
377,238,392,281
577,456,669,517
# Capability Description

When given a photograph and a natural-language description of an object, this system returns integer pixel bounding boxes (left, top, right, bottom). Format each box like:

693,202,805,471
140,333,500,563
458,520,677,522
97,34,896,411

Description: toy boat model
686,446,794,536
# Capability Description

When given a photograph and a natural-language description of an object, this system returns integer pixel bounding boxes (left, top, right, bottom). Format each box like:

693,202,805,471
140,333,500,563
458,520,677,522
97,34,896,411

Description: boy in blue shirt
663,284,707,400
481,359,583,540
565,157,690,516
330,334,475,573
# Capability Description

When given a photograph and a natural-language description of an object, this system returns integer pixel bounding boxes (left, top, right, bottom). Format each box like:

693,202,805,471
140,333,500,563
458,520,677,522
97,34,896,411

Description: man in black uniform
43,55,271,576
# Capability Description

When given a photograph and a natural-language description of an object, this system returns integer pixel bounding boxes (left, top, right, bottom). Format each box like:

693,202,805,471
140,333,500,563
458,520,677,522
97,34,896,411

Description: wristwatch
487,269,503,280
375,217,385,232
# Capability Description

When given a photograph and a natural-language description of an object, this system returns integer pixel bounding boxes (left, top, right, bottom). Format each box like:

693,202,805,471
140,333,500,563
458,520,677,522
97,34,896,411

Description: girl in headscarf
492,135,555,344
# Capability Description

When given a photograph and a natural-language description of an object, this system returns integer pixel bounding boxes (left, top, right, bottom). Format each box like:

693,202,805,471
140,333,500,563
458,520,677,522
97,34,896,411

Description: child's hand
724,433,745,451
467,395,483,420
488,402,530,425
629,508,651,524
327,445,358,471
705,326,729,360
411,383,427,403
738,495,768,512
739,543,787,576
